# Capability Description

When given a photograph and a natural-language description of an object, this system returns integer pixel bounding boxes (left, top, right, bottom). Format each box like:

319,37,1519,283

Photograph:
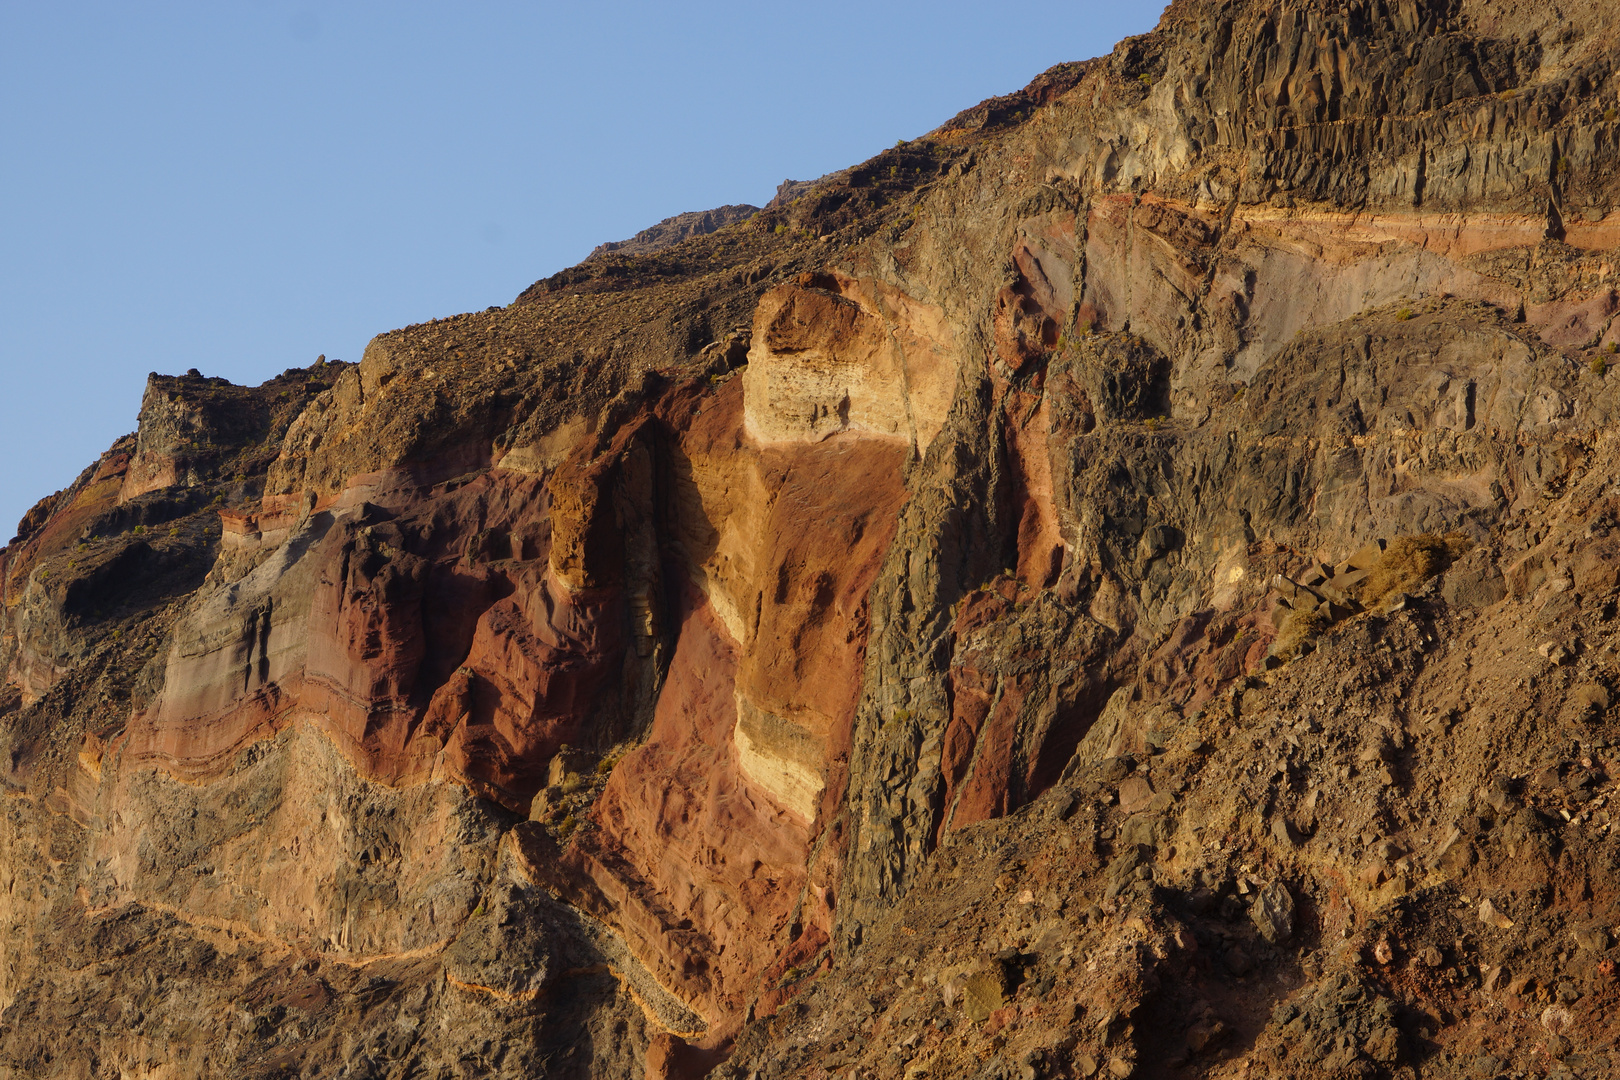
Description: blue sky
0,1,1159,535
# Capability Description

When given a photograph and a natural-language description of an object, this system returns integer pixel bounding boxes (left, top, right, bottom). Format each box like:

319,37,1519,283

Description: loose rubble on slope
5,1,1620,1077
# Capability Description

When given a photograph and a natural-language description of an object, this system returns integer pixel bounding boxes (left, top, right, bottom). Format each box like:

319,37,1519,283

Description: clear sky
0,1,1160,536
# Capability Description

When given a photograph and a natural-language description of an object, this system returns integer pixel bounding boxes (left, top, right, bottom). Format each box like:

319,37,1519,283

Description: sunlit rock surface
7,1,1620,1076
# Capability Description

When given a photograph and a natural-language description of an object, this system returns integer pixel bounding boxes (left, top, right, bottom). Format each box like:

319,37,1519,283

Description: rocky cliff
5,1,1620,1077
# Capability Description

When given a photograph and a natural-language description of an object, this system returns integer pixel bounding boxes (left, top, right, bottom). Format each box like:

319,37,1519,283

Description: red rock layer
119,466,611,806
554,378,907,1037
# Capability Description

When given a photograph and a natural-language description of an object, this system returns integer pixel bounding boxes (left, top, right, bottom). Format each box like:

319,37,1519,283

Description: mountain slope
4,1,1620,1077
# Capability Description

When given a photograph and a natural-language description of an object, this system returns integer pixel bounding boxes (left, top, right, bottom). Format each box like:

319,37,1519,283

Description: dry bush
1355,533,1472,610
1272,606,1328,662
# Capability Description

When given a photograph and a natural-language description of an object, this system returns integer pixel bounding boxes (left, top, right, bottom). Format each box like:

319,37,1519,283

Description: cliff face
6,1,1620,1077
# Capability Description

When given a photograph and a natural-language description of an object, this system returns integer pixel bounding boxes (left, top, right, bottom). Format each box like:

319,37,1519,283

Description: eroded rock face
743,271,958,453
8,1,1620,1075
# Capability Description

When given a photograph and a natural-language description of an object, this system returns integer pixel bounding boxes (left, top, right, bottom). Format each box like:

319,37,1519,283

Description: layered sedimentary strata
6,1,1620,1076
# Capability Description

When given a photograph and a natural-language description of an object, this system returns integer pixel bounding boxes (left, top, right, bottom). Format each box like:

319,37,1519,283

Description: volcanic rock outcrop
5,1,1620,1077
588,205,761,262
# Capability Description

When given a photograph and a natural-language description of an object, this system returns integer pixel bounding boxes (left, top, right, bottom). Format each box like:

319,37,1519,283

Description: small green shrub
557,814,578,839
1607,107,1619,123
132,524,146,535
1396,308,1414,321
1594,357,1609,376
773,224,787,236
